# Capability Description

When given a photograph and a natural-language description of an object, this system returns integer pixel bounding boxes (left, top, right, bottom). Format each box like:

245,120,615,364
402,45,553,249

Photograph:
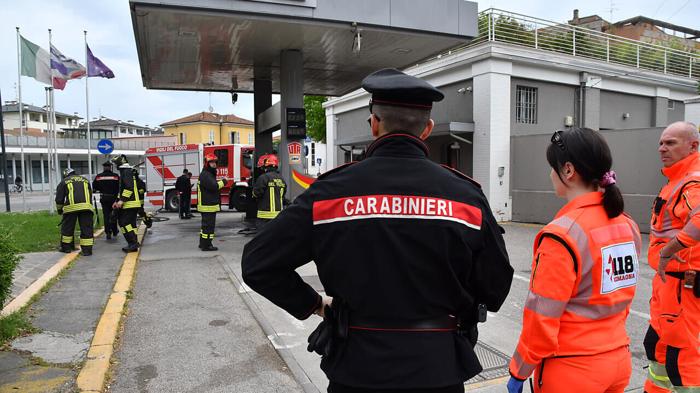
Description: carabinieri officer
242,68,513,393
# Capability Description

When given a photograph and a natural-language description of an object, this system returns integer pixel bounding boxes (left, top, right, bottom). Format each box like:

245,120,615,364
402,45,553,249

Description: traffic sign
97,139,114,154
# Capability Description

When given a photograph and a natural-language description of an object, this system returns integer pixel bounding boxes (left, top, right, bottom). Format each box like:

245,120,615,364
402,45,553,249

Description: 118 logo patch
600,241,638,294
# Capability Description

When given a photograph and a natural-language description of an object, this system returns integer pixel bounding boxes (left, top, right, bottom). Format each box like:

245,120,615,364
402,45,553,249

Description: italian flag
20,35,51,85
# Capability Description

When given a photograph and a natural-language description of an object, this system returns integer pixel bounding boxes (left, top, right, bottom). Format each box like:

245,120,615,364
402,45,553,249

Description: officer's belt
666,271,689,280
348,315,458,332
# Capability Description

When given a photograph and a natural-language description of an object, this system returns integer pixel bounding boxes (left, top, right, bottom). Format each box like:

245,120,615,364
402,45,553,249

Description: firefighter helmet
257,154,270,168
62,168,75,178
111,154,130,168
265,154,279,168
204,153,218,163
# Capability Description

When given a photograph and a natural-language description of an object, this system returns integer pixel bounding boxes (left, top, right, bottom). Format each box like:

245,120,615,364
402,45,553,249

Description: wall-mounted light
457,86,472,94
622,112,631,119
351,23,362,55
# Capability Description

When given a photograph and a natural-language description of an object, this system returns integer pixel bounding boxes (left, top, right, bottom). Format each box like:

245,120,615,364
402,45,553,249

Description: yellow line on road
76,225,146,393
1,228,105,317
464,376,510,391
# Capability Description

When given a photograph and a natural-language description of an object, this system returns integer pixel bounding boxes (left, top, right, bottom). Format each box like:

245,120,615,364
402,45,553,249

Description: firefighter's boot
80,246,93,256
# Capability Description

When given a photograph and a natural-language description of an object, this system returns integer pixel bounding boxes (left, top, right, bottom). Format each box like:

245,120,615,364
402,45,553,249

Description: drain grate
465,341,511,384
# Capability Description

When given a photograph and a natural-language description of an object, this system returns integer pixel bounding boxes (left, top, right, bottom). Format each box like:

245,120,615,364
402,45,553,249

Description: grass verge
0,311,38,347
0,210,103,253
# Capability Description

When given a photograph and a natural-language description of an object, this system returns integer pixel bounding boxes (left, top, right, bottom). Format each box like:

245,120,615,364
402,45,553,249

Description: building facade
161,112,255,145
324,9,699,228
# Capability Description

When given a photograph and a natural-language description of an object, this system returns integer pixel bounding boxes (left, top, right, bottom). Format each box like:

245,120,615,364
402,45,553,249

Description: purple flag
86,44,115,78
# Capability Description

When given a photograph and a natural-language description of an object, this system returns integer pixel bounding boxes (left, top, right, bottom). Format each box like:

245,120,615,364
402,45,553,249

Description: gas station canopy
130,0,478,96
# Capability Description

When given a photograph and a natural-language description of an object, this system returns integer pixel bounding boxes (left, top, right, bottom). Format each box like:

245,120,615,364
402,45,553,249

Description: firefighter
198,153,226,251
133,167,152,229
55,168,94,256
253,154,286,229
175,169,193,219
92,161,120,239
242,68,513,392
644,121,700,393
507,128,641,393
112,155,141,253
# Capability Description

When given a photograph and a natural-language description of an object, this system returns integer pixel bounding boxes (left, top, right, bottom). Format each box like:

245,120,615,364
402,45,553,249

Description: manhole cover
465,341,510,384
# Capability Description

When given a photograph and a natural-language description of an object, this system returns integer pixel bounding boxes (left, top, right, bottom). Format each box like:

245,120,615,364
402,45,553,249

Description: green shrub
0,227,22,308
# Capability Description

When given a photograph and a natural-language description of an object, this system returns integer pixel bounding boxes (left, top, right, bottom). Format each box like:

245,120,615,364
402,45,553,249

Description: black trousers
100,197,118,236
118,208,139,246
200,212,216,246
179,193,191,217
61,210,94,250
327,383,464,393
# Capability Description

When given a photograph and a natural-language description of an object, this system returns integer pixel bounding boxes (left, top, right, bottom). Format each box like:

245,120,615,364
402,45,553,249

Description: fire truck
144,143,255,212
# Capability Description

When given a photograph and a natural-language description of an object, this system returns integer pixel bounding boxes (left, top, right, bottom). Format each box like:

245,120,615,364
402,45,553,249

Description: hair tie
600,171,616,187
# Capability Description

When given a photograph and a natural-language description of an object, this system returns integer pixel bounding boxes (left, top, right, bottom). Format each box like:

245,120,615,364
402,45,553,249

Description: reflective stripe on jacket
509,192,641,380
118,168,141,209
197,168,224,212
55,174,94,213
649,152,700,272
254,171,286,219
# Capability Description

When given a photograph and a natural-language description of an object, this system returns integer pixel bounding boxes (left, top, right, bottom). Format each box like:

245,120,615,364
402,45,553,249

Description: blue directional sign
97,139,114,154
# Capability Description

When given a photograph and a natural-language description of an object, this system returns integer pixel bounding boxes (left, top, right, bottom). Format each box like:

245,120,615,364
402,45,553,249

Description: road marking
464,376,510,390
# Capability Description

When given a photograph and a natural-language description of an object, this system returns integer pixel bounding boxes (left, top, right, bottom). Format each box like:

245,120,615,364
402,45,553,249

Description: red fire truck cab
144,143,255,212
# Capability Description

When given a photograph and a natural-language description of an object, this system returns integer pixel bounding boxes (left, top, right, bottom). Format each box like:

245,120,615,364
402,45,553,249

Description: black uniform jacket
242,133,514,389
118,167,140,209
92,170,119,202
253,170,287,218
198,167,222,208
56,174,93,213
175,175,192,195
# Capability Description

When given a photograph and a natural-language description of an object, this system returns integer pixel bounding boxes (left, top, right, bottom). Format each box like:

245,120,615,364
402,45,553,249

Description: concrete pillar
325,105,336,168
472,58,512,221
254,78,273,156
26,155,32,192
279,50,305,200
583,88,601,130
40,154,45,192
11,157,16,181
653,87,670,127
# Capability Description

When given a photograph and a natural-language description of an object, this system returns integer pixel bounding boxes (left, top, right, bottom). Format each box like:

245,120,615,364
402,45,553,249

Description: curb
75,224,147,393
1,228,106,317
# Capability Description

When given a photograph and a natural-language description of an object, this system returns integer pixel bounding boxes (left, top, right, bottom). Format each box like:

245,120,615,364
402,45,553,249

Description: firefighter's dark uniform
117,165,141,251
92,164,119,238
55,172,94,255
197,165,224,250
253,168,286,228
242,68,514,392
175,173,192,218
133,169,152,229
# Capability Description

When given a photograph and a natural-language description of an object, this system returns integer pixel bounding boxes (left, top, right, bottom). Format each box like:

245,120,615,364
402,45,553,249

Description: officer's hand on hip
658,252,686,283
313,296,333,318
507,377,524,393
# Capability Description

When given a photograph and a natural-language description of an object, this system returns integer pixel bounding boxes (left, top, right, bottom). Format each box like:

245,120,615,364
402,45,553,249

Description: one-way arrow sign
97,139,114,154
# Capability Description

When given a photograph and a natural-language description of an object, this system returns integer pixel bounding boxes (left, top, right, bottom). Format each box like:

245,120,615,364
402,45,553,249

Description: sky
1,0,698,129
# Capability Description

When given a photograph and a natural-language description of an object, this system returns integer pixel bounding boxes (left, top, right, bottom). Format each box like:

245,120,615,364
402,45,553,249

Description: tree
304,95,327,143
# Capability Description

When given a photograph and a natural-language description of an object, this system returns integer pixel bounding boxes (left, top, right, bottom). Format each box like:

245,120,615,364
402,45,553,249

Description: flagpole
16,27,26,210
49,29,59,183
45,87,54,213
84,31,92,181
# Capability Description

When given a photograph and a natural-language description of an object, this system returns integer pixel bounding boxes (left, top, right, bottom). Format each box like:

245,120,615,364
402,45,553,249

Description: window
209,130,215,144
311,143,316,166
214,149,228,166
248,133,253,145
180,133,187,144
668,100,675,110
515,86,538,124
230,131,239,144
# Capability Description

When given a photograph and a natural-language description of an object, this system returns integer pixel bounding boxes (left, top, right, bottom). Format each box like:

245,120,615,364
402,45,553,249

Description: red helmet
265,154,279,167
204,153,218,163
257,154,269,168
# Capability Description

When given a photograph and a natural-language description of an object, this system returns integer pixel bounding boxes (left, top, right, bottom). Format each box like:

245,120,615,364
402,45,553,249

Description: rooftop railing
3,135,176,151
462,9,699,79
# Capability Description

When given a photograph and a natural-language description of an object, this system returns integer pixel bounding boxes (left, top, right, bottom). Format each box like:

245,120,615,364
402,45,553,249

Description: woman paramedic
507,127,641,393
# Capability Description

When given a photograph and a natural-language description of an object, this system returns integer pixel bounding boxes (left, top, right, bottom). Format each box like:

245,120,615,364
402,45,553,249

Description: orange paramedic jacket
649,152,700,272
509,192,641,380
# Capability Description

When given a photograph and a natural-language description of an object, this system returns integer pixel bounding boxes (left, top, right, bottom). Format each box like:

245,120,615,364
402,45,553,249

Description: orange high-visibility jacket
649,152,700,272
509,192,641,380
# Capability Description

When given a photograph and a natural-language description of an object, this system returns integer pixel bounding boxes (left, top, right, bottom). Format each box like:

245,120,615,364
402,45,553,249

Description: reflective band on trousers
79,238,94,246
646,362,700,392
511,350,537,378
199,231,214,239
121,224,136,234
257,210,279,219
62,236,73,243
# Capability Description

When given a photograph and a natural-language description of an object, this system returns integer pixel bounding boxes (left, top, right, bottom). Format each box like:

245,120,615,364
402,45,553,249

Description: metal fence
460,9,699,79
3,135,176,151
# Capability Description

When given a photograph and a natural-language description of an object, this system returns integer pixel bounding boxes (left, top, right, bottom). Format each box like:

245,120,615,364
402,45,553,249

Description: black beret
362,68,444,109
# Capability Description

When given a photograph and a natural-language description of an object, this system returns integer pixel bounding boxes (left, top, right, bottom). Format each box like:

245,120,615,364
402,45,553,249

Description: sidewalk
0,234,131,392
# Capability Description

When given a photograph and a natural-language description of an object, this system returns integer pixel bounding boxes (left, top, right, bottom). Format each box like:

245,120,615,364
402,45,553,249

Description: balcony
3,135,176,152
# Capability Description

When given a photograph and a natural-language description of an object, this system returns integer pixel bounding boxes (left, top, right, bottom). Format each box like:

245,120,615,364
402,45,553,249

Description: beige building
161,112,254,145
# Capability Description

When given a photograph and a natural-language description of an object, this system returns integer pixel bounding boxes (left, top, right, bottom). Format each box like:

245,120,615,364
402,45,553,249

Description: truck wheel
165,190,179,212
230,187,249,212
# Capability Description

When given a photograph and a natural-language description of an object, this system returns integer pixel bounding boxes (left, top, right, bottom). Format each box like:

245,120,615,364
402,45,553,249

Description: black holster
307,300,348,358
694,271,700,298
